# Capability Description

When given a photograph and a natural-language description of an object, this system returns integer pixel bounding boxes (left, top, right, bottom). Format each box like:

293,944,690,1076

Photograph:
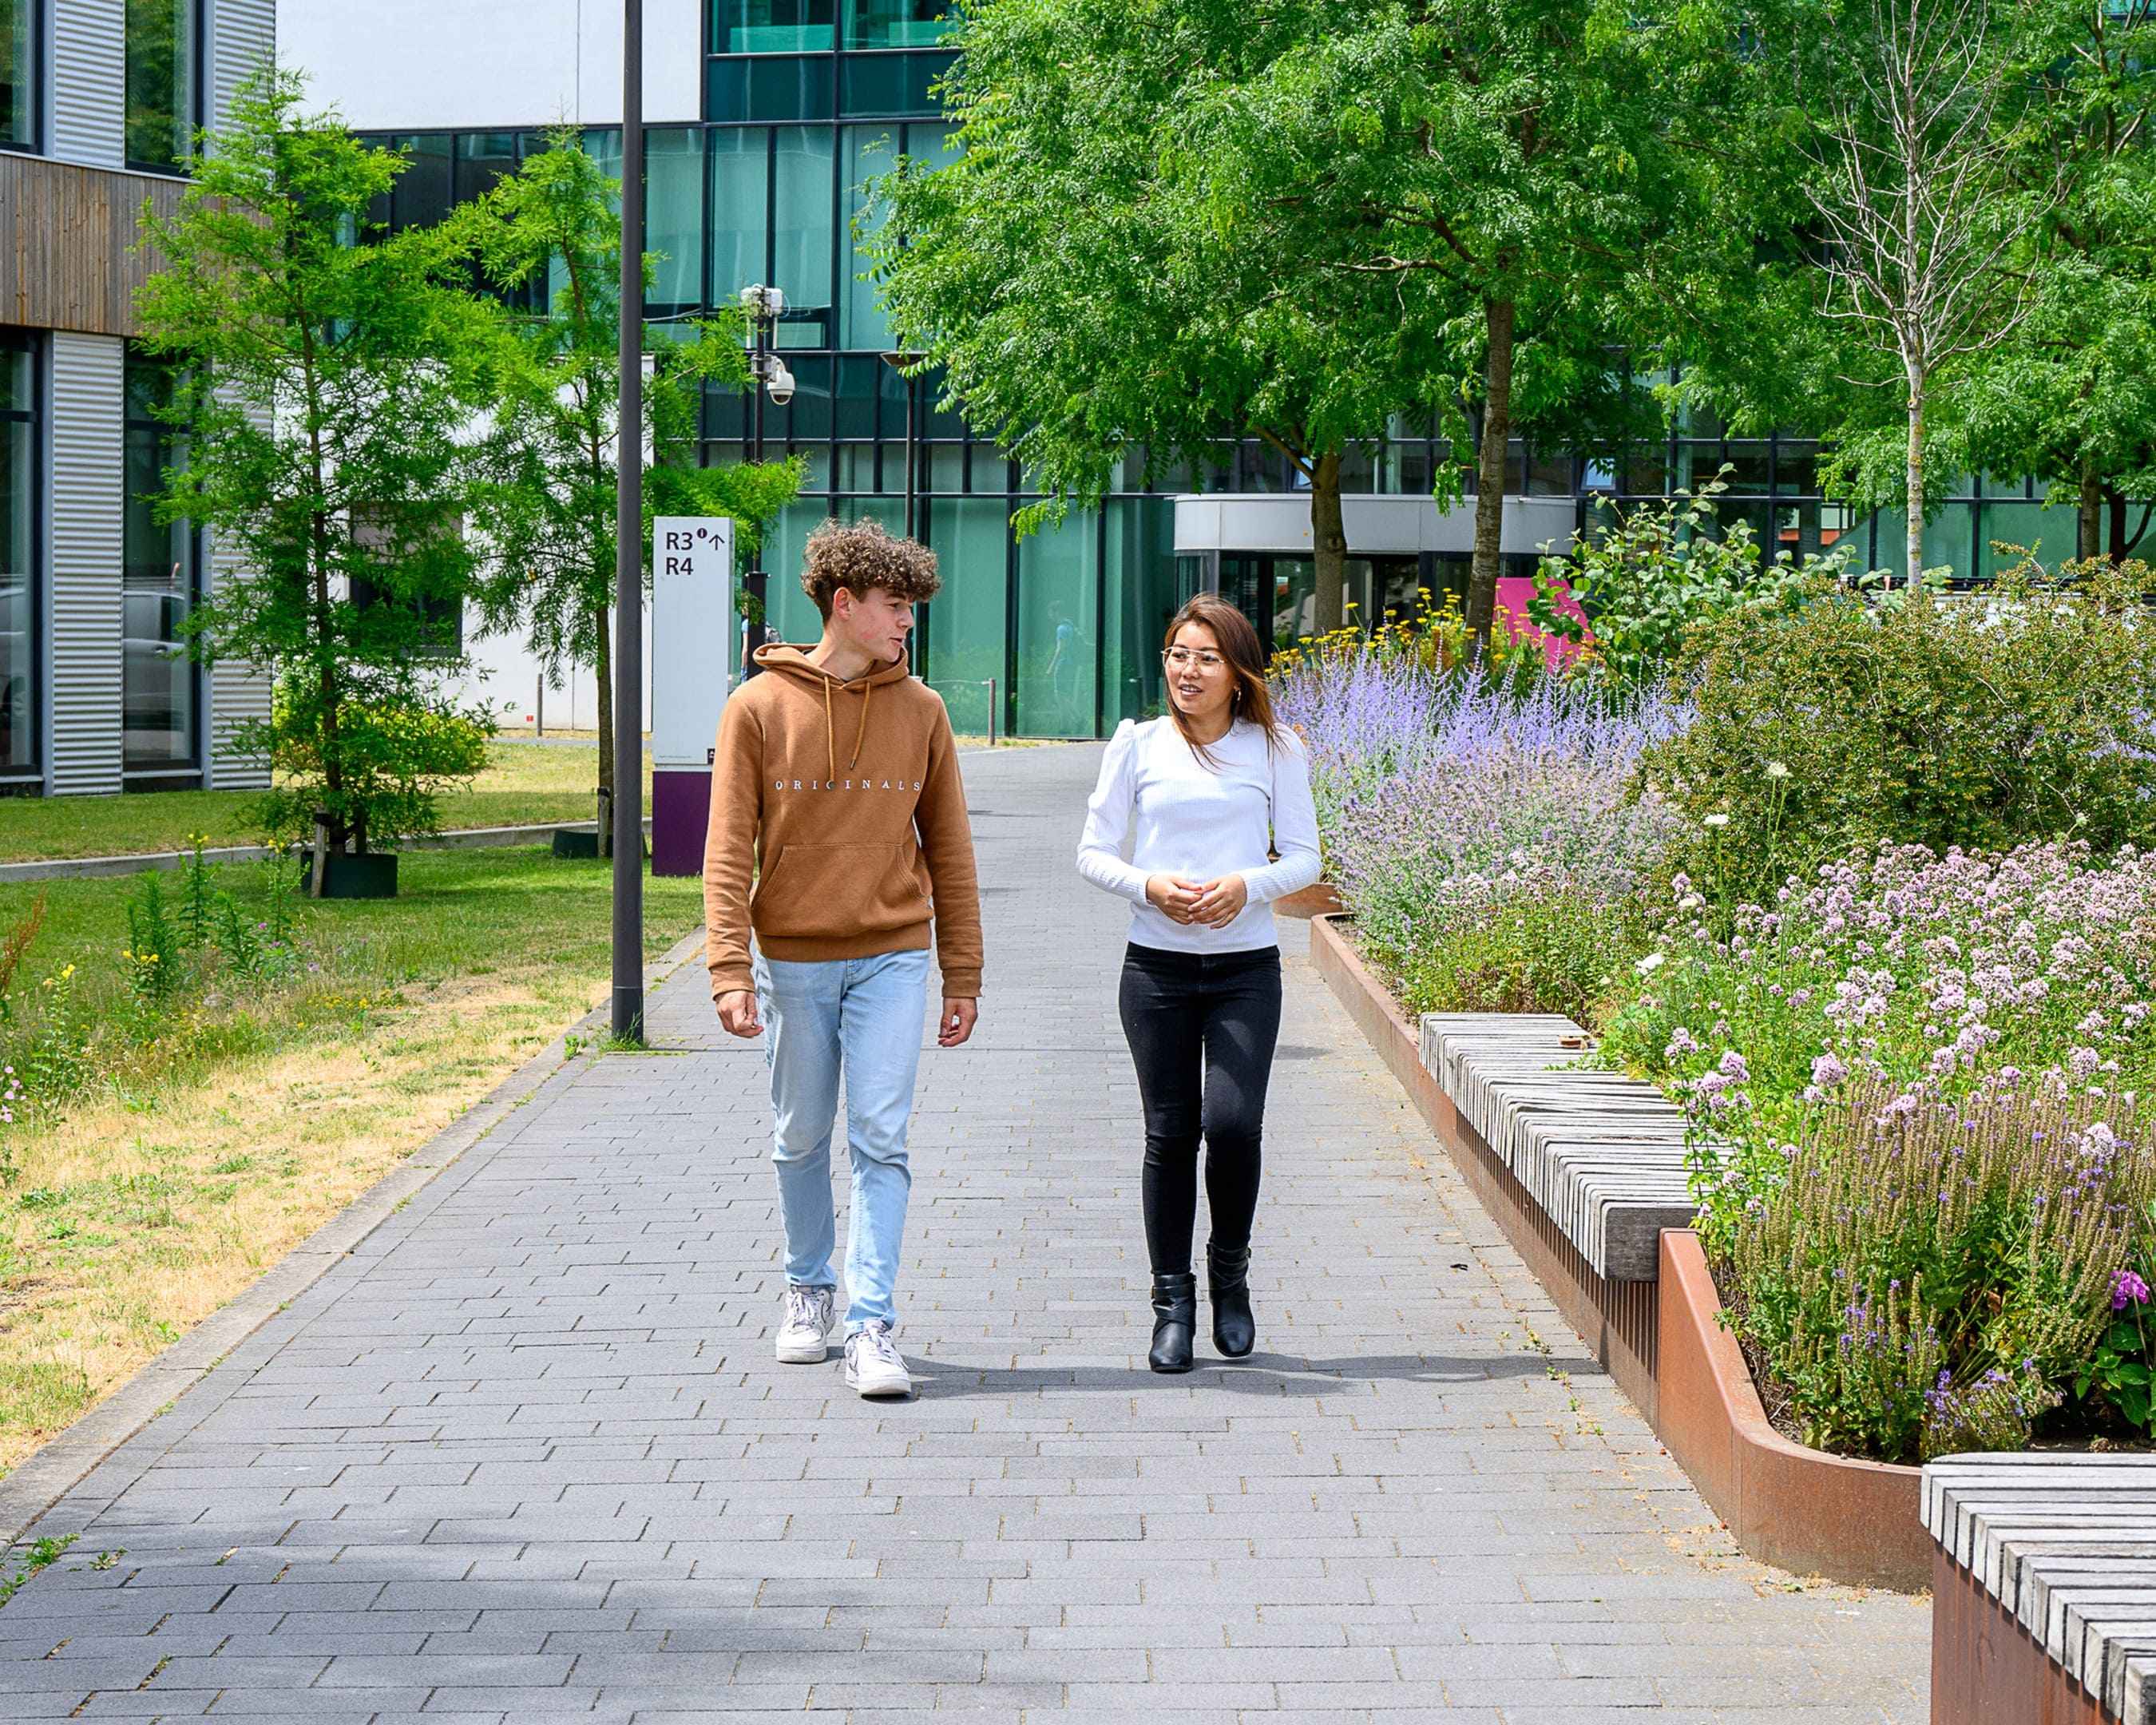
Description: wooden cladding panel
0,155,184,339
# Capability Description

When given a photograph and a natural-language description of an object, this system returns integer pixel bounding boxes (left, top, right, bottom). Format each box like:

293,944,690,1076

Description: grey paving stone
0,746,1931,1721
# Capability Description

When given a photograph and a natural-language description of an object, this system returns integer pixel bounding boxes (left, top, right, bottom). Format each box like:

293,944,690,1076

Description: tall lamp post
739,285,795,676
610,0,646,1044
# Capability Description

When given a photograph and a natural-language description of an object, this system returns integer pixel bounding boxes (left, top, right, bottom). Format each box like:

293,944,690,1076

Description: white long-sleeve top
1076,716,1322,954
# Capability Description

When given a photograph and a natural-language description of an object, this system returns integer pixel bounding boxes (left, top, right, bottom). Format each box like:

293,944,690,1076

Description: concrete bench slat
1419,1012,1697,1283
1923,1453,2156,1719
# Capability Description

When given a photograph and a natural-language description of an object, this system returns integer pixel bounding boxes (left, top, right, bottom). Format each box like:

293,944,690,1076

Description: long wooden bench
1924,1453,2156,1723
1418,1013,1697,1281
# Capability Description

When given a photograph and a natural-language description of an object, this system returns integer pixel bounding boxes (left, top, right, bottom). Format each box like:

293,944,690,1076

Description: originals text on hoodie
703,644,984,999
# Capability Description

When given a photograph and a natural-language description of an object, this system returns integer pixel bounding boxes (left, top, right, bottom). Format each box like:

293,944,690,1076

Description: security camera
767,362,796,407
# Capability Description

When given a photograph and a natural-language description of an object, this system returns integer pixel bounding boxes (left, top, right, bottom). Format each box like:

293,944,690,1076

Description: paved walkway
0,744,1929,1721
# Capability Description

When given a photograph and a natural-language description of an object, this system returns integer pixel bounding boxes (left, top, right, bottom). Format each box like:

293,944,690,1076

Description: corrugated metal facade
44,330,125,794
48,0,126,169
201,1,278,789
33,1,277,795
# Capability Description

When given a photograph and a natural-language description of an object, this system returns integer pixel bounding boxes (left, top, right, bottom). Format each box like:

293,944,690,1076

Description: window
713,0,834,53
0,0,37,151
125,0,200,173
122,347,200,781
0,335,34,782
846,0,952,49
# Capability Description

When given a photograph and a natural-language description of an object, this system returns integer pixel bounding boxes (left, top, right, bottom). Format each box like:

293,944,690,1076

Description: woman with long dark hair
1076,594,1321,1372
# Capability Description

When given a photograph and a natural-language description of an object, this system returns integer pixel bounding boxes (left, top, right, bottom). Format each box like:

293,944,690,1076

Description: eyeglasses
1161,648,1227,671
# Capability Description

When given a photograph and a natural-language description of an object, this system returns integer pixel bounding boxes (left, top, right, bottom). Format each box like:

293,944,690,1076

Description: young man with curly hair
703,518,982,1398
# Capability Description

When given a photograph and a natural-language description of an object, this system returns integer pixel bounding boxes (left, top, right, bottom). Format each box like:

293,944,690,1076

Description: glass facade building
0,0,36,151
359,0,2103,740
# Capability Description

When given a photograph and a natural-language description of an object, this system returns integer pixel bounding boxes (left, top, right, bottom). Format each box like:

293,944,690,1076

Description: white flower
1703,813,1731,829
1765,760,1790,779
1636,952,1667,975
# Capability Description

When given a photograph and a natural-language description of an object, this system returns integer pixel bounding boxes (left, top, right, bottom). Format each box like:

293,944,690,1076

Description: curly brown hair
800,518,941,621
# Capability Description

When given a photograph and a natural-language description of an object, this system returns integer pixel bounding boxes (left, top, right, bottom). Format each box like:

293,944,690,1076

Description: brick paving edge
0,925,709,1551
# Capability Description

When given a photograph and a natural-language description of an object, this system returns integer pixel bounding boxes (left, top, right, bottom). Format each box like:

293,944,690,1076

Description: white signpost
650,515,736,876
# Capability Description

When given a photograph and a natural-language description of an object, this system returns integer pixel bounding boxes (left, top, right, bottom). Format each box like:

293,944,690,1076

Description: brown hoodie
703,643,983,1000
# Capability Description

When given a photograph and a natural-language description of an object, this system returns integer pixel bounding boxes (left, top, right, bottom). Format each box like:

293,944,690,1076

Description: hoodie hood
751,643,917,785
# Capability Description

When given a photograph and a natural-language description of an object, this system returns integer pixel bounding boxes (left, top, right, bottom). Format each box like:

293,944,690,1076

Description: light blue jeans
753,946,930,1334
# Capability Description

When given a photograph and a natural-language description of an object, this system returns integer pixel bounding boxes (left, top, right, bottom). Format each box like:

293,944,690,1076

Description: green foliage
1707,1078,2147,1462
2078,1277,2156,1438
1526,474,1848,685
133,68,499,867
253,679,492,851
450,132,800,817
1392,889,1640,1027
0,1535,76,1611
1639,553,2156,902
121,874,182,1007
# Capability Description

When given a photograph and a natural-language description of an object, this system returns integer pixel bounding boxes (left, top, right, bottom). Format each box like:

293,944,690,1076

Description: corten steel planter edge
1309,911,1931,1594
1658,1228,1930,1592
1928,1544,2111,1725
1274,880,1343,920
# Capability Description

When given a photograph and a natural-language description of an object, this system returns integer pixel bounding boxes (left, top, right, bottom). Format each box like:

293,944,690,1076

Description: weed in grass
88,1550,122,1572
0,1536,76,1610
180,836,214,951
208,1156,254,1175
122,874,183,1008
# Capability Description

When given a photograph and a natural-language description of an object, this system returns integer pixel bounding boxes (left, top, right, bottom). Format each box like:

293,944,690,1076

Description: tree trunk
2080,468,2104,563
1310,450,1347,638
1904,363,1926,592
1464,296,1517,652
2109,486,2130,564
593,604,614,861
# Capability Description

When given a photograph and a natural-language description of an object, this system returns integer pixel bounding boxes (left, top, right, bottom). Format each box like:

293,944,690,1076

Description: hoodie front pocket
751,843,929,942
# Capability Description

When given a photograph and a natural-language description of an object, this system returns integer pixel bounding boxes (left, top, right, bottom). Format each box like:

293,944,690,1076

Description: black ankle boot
1148,1272,1197,1374
1209,1243,1255,1358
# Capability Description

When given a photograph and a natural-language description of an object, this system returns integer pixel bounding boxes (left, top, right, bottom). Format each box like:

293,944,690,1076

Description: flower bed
1278,589,2156,1468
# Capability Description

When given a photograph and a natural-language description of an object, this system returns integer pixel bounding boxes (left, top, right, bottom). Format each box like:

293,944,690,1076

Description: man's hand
716,989,763,1039
1145,874,1204,924
1188,874,1249,929
939,997,978,1048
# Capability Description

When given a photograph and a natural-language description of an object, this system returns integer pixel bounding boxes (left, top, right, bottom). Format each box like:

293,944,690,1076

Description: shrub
1711,1076,2151,1461
1526,472,1847,687
1640,554,2156,902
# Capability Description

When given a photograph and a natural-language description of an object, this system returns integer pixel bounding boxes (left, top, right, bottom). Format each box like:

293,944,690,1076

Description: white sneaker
843,1321,914,1398
775,1284,834,1363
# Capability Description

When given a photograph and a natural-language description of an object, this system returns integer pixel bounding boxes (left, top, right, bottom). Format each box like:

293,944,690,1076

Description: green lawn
0,846,703,1477
0,740,650,863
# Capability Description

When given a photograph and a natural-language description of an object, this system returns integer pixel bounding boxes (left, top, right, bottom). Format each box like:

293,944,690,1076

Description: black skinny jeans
1118,942,1284,1276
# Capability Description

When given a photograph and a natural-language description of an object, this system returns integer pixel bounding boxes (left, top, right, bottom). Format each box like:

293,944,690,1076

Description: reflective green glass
923,496,1006,734
706,55,834,121
712,0,834,53
1015,510,1097,737
648,127,705,317
1,0,34,148
708,129,771,307
1103,498,1177,723
839,52,953,117
125,0,196,172
772,129,835,347
846,0,952,47
842,129,897,351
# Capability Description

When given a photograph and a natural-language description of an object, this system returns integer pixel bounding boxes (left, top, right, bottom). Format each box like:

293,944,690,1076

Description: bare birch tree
1806,0,2043,588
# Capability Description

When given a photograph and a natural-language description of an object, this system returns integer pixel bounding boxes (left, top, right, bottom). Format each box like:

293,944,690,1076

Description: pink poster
1494,574,1592,668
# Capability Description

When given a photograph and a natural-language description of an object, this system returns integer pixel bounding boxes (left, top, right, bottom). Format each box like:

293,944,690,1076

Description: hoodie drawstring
819,675,874,783
849,681,871,774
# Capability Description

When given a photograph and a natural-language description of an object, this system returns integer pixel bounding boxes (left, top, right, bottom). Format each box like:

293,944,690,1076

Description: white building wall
280,0,703,131
46,332,125,795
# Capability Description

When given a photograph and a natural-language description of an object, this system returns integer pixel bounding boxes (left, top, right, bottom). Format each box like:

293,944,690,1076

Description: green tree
1961,0,2156,563
1179,0,1781,646
134,68,497,890
452,135,802,852
871,0,1436,638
